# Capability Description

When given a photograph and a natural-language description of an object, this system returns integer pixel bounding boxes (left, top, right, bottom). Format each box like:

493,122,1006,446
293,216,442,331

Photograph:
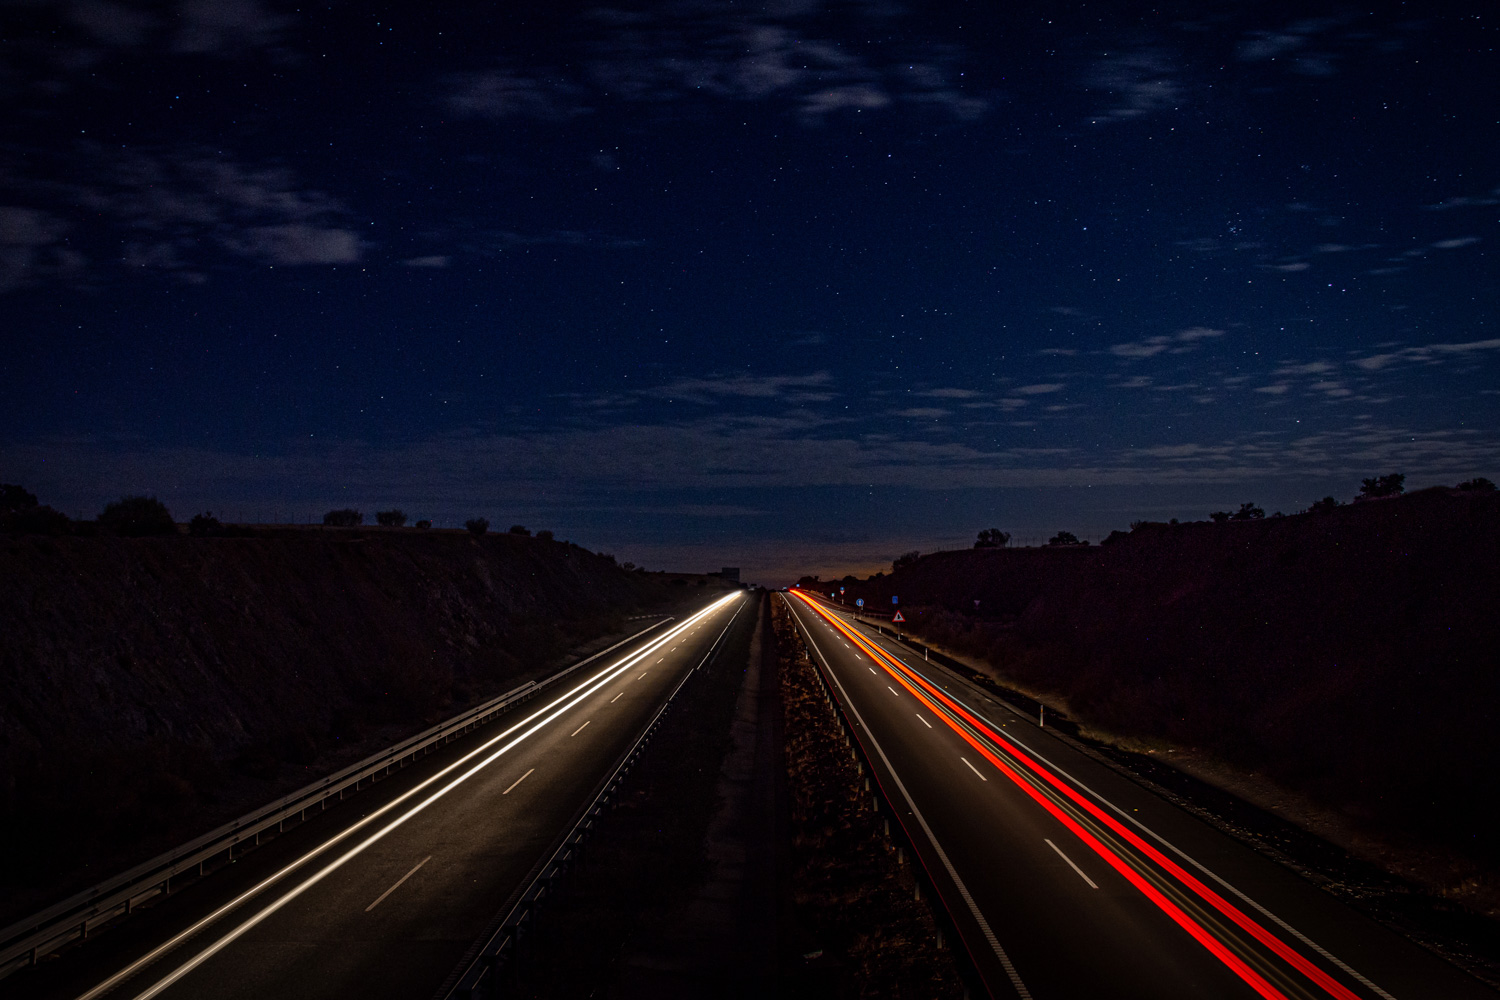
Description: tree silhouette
1357,473,1405,500
376,509,407,527
1047,530,1083,546
892,550,921,571
99,496,176,536
508,524,531,535
2,483,39,513
1307,497,1340,514
1,485,70,535
1231,502,1265,521
974,528,1010,548
1457,477,1496,493
465,517,489,536
323,509,363,527
1209,511,1231,523
188,512,224,536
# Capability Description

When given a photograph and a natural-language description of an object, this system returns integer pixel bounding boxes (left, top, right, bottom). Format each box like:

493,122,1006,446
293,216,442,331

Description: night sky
2,1,1496,582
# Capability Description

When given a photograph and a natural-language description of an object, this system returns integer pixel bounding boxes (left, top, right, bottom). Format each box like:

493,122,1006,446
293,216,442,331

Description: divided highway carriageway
782,589,1496,1000
16,592,745,1000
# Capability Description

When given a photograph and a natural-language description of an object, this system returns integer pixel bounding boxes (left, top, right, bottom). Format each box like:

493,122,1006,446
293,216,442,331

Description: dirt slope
0,528,701,916
828,488,1500,896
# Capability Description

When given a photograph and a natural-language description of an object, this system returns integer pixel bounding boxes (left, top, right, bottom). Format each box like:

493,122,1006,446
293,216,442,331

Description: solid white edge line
960,757,989,782
570,720,591,737
502,769,534,795
850,617,1396,1000
363,856,431,912
1045,839,1098,889
94,593,742,1000
783,597,1033,1000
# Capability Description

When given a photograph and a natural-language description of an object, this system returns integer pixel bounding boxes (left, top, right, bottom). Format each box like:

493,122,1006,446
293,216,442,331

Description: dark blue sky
2,1,1496,581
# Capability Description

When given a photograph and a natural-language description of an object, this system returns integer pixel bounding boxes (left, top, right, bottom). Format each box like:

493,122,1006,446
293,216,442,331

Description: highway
782,590,1497,1000
16,591,745,1000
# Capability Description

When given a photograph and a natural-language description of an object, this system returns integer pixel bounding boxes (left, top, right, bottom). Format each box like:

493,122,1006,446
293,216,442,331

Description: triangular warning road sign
892,611,905,623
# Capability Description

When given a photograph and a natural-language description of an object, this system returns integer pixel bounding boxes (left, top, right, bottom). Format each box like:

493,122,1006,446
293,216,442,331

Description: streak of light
82,592,742,1000
791,592,1377,1000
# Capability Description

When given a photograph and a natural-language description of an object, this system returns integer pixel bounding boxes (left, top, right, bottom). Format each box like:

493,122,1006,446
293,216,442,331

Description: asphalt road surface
16,591,745,1000
782,590,1497,1000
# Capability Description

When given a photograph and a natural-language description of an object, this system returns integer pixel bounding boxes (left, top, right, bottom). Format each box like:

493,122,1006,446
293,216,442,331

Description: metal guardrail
0,618,674,981
441,598,748,999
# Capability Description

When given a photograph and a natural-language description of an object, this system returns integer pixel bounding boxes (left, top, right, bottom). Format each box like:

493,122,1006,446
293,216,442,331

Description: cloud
802,84,890,118
461,6,987,127
892,407,948,419
1432,236,1481,250
1038,347,1079,356
1086,49,1181,124
0,206,72,292
1110,326,1224,358
1112,338,1174,359
1235,16,1354,75
481,230,646,252
924,388,980,399
230,224,363,264
1274,361,1336,375
1175,326,1224,342
1351,337,1500,371
1426,188,1500,211
172,0,292,53
403,255,449,268
1253,384,1291,395
645,372,834,404
447,70,589,120
0,147,366,290
1014,383,1064,395
1261,261,1311,272
69,1,159,46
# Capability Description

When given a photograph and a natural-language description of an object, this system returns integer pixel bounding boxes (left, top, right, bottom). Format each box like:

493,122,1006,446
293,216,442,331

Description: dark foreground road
783,590,1497,1000
12,591,745,1000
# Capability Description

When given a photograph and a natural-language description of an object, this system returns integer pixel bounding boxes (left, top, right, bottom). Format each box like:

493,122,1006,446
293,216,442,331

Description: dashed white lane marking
887,686,900,697
638,671,649,680
868,667,877,674
502,769,534,795
610,691,624,704
1046,839,1099,889
570,720,591,737
364,856,431,912
916,714,932,728
960,757,988,781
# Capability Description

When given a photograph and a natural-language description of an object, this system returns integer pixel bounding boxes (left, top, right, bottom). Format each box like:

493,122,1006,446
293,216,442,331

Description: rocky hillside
826,488,1500,886
0,528,711,916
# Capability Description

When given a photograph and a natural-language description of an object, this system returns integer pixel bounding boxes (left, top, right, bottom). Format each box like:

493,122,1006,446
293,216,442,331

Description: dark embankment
830,487,1500,912
0,528,705,920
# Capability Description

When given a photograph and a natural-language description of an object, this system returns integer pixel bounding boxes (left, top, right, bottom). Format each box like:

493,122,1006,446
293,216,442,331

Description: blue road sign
856,598,864,607
892,595,899,604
